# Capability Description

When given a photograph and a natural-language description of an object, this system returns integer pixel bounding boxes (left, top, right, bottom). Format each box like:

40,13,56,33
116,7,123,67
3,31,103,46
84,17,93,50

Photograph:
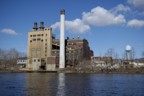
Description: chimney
59,9,65,68
40,22,44,30
33,22,38,31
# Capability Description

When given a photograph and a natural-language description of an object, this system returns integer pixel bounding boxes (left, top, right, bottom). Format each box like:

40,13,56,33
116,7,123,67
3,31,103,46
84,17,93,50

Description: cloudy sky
0,0,144,58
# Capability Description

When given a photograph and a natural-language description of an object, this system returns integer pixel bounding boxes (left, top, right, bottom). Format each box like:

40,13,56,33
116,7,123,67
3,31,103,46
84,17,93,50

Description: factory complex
26,10,93,71
16,10,144,72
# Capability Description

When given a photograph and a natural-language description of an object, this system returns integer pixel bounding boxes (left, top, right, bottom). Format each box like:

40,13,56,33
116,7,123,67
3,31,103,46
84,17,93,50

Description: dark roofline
17,57,27,59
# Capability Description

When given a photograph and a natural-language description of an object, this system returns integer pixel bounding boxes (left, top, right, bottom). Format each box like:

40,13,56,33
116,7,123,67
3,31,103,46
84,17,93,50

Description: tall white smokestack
59,9,65,68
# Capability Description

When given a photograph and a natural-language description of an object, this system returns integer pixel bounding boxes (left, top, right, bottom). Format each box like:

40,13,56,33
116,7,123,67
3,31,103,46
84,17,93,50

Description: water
0,73,144,96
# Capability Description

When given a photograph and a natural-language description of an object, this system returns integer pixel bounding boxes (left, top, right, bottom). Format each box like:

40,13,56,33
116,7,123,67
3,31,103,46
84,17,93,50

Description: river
0,73,144,96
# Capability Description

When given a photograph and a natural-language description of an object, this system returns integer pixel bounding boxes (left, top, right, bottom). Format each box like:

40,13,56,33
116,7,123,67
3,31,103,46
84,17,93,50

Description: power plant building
27,22,55,70
27,10,93,71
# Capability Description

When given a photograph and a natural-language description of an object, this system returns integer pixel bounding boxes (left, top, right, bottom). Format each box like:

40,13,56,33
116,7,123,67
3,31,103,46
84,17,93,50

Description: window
33,39,36,41
46,34,47,36
34,59,36,62
41,34,43,36
37,34,40,36
38,59,40,62
45,47,47,49
45,39,47,41
33,35,36,37
45,43,47,45
30,35,32,37
37,38,41,41
41,39,43,42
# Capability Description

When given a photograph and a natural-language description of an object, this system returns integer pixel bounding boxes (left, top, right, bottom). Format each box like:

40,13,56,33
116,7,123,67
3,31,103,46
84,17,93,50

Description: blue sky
0,0,144,58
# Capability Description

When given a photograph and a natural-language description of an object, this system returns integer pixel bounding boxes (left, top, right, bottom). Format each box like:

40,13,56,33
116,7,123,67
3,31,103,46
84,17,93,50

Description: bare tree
114,52,119,59
105,48,115,58
0,48,26,69
131,47,136,60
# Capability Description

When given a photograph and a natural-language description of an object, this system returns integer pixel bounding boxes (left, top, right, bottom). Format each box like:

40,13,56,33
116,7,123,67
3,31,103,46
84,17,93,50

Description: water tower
125,45,132,61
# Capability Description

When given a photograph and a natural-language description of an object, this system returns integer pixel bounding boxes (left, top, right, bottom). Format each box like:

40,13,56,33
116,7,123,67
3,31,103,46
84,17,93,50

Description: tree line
0,48,26,69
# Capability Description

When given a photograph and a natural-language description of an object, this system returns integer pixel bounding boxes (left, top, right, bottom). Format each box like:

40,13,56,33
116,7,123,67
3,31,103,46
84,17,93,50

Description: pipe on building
33,22,38,31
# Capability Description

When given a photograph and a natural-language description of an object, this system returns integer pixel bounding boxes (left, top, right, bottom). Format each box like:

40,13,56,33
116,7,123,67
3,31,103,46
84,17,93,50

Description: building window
41,34,43,36
45,43,47,45
30,40,32,43
45,47,47,49
33,35,36,37
30,35,32,37
34,59,36,62
45,39,47,41
46,34,47,36
33,39,36,41
45,54,47,56
37,34,40,36
37,38,41,41
38,59,40,62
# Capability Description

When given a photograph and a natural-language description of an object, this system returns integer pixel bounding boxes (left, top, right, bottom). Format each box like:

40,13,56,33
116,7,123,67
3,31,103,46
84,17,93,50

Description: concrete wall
32,58,41,70
46,64,56,71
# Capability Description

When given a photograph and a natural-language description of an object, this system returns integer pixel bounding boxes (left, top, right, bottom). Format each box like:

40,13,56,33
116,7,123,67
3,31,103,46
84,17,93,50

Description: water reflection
26,73,57,96
56,73,66,96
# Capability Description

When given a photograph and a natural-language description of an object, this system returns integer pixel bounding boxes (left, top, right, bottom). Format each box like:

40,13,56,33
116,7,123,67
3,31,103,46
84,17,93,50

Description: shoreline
0,68,144,74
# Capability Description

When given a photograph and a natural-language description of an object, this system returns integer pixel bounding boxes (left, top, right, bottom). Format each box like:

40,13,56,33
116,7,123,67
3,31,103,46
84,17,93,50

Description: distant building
17,57,27,68
91,56,112,68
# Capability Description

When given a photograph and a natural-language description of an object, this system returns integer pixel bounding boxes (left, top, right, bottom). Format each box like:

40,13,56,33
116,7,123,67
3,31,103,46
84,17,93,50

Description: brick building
52,38,93,67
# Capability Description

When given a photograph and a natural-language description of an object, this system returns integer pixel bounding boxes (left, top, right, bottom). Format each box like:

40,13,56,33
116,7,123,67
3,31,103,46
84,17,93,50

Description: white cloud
51,6,126,34
82,6,126,26
111,4,131,14
65,19,90,33
128,0,144,8
128,19,144,27
51,22,59,30
51,19,90,34
1,28,18,35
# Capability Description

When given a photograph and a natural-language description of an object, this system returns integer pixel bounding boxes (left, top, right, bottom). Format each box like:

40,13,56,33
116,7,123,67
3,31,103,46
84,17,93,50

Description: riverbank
0,68,144,74
57,67,144,74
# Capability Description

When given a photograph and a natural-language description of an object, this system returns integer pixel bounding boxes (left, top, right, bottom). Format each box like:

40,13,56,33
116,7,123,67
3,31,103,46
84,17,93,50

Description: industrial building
53,38,93,67
27,10,93,71
17,57,27,68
